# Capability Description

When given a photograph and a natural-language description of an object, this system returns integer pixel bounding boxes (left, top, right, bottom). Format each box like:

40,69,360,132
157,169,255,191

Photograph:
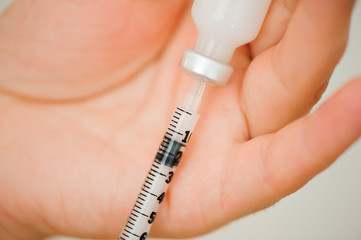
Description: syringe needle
183,80,207,112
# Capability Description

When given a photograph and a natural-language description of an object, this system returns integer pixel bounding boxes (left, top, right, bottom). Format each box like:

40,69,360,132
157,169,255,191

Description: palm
0,1,360,239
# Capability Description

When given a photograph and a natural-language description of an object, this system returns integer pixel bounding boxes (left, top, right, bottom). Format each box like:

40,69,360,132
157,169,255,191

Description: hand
0,0,360,239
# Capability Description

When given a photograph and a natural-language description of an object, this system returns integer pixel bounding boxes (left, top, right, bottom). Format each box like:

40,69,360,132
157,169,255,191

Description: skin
0,0,360,239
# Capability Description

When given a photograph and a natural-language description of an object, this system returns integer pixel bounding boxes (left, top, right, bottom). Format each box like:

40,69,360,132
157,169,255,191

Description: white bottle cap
180,0,271,85
180,50,233,86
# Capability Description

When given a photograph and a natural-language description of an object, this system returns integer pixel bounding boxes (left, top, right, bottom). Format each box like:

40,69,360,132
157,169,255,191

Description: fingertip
263,75,361,196
315,76,361,133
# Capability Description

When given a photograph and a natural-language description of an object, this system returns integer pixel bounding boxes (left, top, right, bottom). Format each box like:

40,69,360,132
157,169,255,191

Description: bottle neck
193,35,235,64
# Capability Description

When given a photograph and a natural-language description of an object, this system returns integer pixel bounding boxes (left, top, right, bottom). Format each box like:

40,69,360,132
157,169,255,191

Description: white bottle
180,0,271,85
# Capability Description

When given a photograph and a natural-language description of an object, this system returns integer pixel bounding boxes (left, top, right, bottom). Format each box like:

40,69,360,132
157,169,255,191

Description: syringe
119,80,206,240
119,1,271,239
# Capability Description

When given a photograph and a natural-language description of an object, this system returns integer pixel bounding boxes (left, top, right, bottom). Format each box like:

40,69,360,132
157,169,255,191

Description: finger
264,76,361,197
223,76,361,220
241,0,355,137
0,0,188,100
249,0,298,57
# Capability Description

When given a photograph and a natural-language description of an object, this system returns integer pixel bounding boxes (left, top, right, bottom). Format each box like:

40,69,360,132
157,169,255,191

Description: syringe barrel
119,107,199,240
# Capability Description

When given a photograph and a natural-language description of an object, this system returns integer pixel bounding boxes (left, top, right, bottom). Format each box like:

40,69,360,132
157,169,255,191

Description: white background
1,1,360,240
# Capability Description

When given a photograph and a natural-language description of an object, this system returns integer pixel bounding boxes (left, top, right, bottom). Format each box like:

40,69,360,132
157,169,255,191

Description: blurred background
1,0,360,239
